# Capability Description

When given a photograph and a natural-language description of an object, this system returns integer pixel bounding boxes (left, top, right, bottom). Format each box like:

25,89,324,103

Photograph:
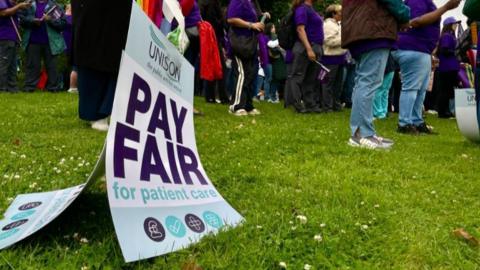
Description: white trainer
91,118,109,131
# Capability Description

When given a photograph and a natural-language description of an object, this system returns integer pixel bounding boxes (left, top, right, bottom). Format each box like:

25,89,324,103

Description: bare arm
410,0,461,28
0,2,30,17
297,25,316,61
227,17,264,32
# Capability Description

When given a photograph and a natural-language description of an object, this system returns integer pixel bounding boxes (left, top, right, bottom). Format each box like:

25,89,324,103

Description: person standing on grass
71,0,132,131
0,0,30,93
372,53,396,120
288,0,324,114
227,0,269,116
392,0,461,135
342,0,410,149
19,0,66,92
435,17,461,119
321,4,346,113
63,3,77,94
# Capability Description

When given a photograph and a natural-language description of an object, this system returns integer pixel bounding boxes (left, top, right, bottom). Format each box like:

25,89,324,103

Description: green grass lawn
1,92,480,269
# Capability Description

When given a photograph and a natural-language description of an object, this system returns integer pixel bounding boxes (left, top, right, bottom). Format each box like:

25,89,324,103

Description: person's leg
0,41,17,92
436,71,457,118
24,44,42,92
372,75,386,119
0,41,9,91
44,45,61,92
393,50,431,127
322,64,339,111
78,67,109,121
264,64,273,101
230,55,256,112
380,72,394,118
243,56,257,112
350,48,390,137
288,42,310,112
411,54,433,126
333,65,345,111
302,44,323,111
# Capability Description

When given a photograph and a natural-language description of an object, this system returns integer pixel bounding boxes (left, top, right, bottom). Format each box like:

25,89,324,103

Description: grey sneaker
373,135,394,146
348,136,392,150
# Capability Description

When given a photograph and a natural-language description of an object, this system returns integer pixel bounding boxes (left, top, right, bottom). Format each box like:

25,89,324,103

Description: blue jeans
350,48,390,137
392,50,431,127
373,71,394,119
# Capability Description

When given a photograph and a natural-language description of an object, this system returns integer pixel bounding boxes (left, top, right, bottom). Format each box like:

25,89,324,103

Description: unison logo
148,26,182,82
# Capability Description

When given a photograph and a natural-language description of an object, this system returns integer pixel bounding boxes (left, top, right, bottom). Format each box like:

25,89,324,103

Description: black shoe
415,123,437,135
294,103,307,114
307,107,323,114
397,124,419,135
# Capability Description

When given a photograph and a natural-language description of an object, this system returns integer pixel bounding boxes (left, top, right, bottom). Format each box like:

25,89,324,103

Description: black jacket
71,0,132,73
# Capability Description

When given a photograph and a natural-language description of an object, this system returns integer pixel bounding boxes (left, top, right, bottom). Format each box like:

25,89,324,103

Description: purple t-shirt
438,32,460,72
185,1,202,28
29,0,49,45
294,4,324,45
258,33,269,67
227,0,257,37
0,0,19,42
397,0,440,54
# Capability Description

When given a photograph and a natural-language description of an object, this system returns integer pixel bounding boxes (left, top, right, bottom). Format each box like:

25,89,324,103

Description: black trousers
0,40,17,92
288,42,323,110
230,53,256,112
24,44,61,92
436,70,457,117
322,64,344,111
77,66,117,121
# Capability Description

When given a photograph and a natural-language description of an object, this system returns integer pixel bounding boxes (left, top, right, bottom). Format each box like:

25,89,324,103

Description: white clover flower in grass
7,197,13,203
3,174,9,179
320,223,326,228
296,215,307,224
81,266,89,270
431,190,436,195
29,182,37,189
10,151,17,155
314,234,323,242
256,225,263,229
80,238,89,244
374,204,380,208
291,226,297,231
20,154,26,159
361,225,369,230
14,174,20,179
304,264,312,270
278,262,287,269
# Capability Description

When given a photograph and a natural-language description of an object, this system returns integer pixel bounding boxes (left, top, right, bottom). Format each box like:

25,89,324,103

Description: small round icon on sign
184,214,205,233
165,216,187,238
11,210,36,221
2,219,28,231
202,211,223,229
18,202,42,211
143,217,166,242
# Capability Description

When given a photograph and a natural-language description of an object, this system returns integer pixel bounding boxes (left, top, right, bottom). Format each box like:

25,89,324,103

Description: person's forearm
0,4,23,17
227,18,250,29
297,26,312,52
410,5,448,28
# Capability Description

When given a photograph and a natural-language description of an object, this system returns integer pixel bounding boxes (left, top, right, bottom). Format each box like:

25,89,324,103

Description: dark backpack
277,9,297,50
